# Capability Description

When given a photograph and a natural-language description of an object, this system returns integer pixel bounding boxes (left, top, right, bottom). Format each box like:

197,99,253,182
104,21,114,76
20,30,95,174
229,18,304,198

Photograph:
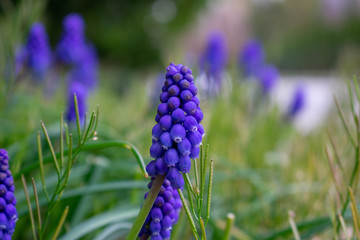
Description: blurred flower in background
15,23,52,80
239,39,265,78
198,31,229,97
57,13,98,124
255,64,279,94
287,84,306,119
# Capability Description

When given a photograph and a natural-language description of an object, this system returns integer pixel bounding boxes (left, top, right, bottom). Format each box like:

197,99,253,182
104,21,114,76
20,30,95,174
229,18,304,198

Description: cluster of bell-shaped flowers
56,13,98,125
15,23,52,80
146,63,205,189
0,149,17,240
138,178,182,240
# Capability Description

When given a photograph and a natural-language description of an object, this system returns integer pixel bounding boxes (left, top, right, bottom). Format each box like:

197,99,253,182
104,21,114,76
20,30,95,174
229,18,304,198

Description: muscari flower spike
199,32,228,96
66,81,88,124
140,63,204,239
287,85,305,118
0,149,17,240
56,13,88,65
255,64,279,95
16,22,52,80
139,178,182,240
239,39,265,77
148,63,204,189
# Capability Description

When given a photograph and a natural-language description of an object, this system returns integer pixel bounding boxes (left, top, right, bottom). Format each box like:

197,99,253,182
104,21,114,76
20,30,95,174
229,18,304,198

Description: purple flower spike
255,64,279,94
0,150,17,238
288,85,306,118
170,124,186,143
239,39,265,77
66,82,88,125
141,63,204,239
17,23,52,80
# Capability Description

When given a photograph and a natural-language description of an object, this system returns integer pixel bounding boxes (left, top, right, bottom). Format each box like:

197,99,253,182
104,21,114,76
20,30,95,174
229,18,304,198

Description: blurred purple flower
288,85,305,118
199,32,228,95
16,23,52,80
239,39,265,77
56,13,87,65
66,81,88,124
255,64,279,94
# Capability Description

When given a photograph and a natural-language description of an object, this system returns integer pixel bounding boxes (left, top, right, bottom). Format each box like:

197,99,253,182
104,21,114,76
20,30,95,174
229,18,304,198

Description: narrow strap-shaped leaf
177,189,199,240
52,206,69,240
37,131,49,202
31,178,42,236
40,121,60,177
205,160,213,224
223,213,235,240
22,175,37,240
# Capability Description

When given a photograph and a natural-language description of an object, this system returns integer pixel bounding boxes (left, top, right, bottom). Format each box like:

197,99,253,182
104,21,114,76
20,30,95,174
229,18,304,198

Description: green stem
223,213,235,240
126,175,165,240
178,189,200,240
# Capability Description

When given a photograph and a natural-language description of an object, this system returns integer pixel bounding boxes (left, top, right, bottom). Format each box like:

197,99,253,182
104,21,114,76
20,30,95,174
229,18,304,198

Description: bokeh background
1,0,360,239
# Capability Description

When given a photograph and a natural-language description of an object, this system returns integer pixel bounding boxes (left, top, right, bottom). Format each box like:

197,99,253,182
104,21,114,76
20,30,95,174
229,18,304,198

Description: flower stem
126,175,165,240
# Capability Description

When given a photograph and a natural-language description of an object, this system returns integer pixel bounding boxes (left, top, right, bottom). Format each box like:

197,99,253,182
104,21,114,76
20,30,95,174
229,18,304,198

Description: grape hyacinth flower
287,85,306,118
66,81,88,124
0,149,17,239
199,32,228,96
56,13,87,65
255,64,279,95
16,23,52,80
239,39,265,77
138,178,182,240
147,63,204,189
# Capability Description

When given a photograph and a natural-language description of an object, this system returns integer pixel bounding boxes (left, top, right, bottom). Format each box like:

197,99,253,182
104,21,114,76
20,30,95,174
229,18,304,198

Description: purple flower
199,31,228,96
56,13,87,65
0,149,17,238
288,85,306,118
147,63,204,189
139,179,182,240
16,23,52,80
239,39,265,77
255,64,279,94
66,81,88,124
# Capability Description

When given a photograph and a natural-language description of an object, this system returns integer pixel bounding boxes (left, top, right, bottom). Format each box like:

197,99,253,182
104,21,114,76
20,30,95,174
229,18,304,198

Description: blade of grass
31,178,42,237
52,206,69,240
200,217,206,240
183,173,199,221
206,160,213,225
177,189,199,240
73,93,82,145
22,175,37,240
334,96,356,147
37,131,49,202
40,121,60,177
339,214,350,240
60,112,64,169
